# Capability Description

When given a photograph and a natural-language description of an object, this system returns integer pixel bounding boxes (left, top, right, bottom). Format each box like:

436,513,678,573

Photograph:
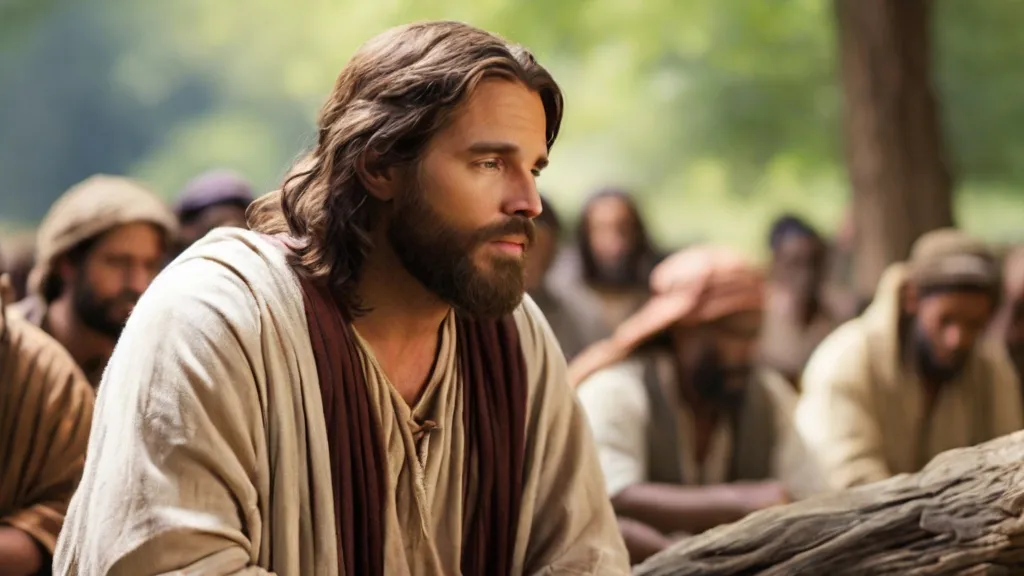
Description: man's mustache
472,216,536,249
105,291,142,308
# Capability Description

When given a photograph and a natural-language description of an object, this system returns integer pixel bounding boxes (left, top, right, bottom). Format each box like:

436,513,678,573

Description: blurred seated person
525,195,606,359
990,246,1024,383
571,246,823,564
173,169,253,256
0,273,94,576
759,214,855,388
797,229,1023,491
548,188,662,336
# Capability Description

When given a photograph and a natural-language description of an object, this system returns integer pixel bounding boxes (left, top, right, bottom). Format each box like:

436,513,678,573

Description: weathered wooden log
634,431,1024,575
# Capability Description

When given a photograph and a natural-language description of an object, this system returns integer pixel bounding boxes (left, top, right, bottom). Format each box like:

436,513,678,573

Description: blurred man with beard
797,229,1023,491
989,246,1024,383
571,246,822,565
12,175,176,386
55,22,628,576
759,214,855,388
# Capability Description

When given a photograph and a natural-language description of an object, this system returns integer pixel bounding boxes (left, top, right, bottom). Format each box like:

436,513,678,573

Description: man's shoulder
802,317,872,381
128,229,307,346
575,355,650,402
753,367,798,415
158,229,298,305
511,293,560,360
2,305,91,397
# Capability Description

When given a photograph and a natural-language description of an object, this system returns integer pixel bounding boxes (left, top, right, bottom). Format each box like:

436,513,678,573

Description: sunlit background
3,0,1024,258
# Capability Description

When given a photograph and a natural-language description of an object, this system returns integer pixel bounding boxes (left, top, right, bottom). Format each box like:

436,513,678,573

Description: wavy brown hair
248,21,564,317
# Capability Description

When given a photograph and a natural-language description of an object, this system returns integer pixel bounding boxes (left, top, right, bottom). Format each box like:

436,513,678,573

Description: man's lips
490,238,526,256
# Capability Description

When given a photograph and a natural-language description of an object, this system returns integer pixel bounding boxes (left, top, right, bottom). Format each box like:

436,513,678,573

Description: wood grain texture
634,431,1024,575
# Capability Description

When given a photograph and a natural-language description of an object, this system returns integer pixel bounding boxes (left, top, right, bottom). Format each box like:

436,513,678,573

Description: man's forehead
703,310,763,333
445,78,547,150
91,222,164,253
921,290,994,315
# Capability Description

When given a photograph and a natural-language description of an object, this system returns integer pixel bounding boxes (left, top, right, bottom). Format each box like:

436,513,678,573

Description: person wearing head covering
54,22,628,576
989,246,1024,383
525,195,607,360
571,245,822,564
759,214,856,388
173,169,254,257
12,174,177,386
797,228,1023,491
0,273,93,576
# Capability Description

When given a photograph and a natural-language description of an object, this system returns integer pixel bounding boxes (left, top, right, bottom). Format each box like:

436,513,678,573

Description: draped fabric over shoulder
54,228,629,575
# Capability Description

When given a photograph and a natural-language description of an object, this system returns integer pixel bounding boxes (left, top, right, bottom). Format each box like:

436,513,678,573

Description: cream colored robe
796,264,1024,490
54,229,630,575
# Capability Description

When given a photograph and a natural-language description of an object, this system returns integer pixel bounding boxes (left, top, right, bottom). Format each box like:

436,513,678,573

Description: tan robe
54,228,629,576
576,352,824,500
1,289,93,555
796,264,1024,490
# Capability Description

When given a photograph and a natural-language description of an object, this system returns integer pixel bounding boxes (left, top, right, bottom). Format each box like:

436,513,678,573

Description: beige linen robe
54,229,629,575
577,352,824,500
796,264,1024,490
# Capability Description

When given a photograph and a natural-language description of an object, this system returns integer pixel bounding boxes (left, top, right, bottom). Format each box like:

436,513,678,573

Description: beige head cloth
907,228,999,294
568,245,765,387
28,175,178,300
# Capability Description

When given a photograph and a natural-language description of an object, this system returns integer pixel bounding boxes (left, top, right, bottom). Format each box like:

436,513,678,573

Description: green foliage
2,0,1024,255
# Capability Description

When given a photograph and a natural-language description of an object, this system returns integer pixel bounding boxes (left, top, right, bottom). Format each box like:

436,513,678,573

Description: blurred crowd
3,169,1024,568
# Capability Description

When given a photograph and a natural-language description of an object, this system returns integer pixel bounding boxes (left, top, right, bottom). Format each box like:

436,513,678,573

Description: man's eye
479,159,501,170
531,168,542,177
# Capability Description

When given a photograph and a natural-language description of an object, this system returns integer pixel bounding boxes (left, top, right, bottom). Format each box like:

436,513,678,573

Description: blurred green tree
2,0,1024,272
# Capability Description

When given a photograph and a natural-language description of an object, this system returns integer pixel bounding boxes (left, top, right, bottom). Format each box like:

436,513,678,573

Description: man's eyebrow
467,140,549,168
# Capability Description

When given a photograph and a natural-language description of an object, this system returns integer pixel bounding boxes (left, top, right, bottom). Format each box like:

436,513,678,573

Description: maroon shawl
297,277,528,576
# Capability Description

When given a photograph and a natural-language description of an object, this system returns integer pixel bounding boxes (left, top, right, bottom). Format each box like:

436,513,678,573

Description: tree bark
836,0,954,298
634,431,1024,575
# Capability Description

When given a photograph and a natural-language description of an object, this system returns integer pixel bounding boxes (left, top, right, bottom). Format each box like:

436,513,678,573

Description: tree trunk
836,0,954,298
634,431,1024,575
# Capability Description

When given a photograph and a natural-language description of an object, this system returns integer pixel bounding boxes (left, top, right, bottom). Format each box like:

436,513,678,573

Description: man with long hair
548,188,661,342
56,22,629,575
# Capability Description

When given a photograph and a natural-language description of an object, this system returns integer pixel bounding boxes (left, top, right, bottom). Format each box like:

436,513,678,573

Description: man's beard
690,347,751,411
593,256,639,288
912,321,968,384
72,278,139,339
386,186,535,319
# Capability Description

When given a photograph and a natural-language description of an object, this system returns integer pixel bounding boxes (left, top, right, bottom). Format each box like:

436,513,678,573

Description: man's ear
901,281,920,315
356,150,400,202
57,256,78,287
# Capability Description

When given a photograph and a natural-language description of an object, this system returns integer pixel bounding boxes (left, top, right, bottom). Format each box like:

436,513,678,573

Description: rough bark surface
633,431,1024,575
836,0,955,298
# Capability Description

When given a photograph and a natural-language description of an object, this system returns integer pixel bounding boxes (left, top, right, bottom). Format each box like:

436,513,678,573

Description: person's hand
730,481,791,514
